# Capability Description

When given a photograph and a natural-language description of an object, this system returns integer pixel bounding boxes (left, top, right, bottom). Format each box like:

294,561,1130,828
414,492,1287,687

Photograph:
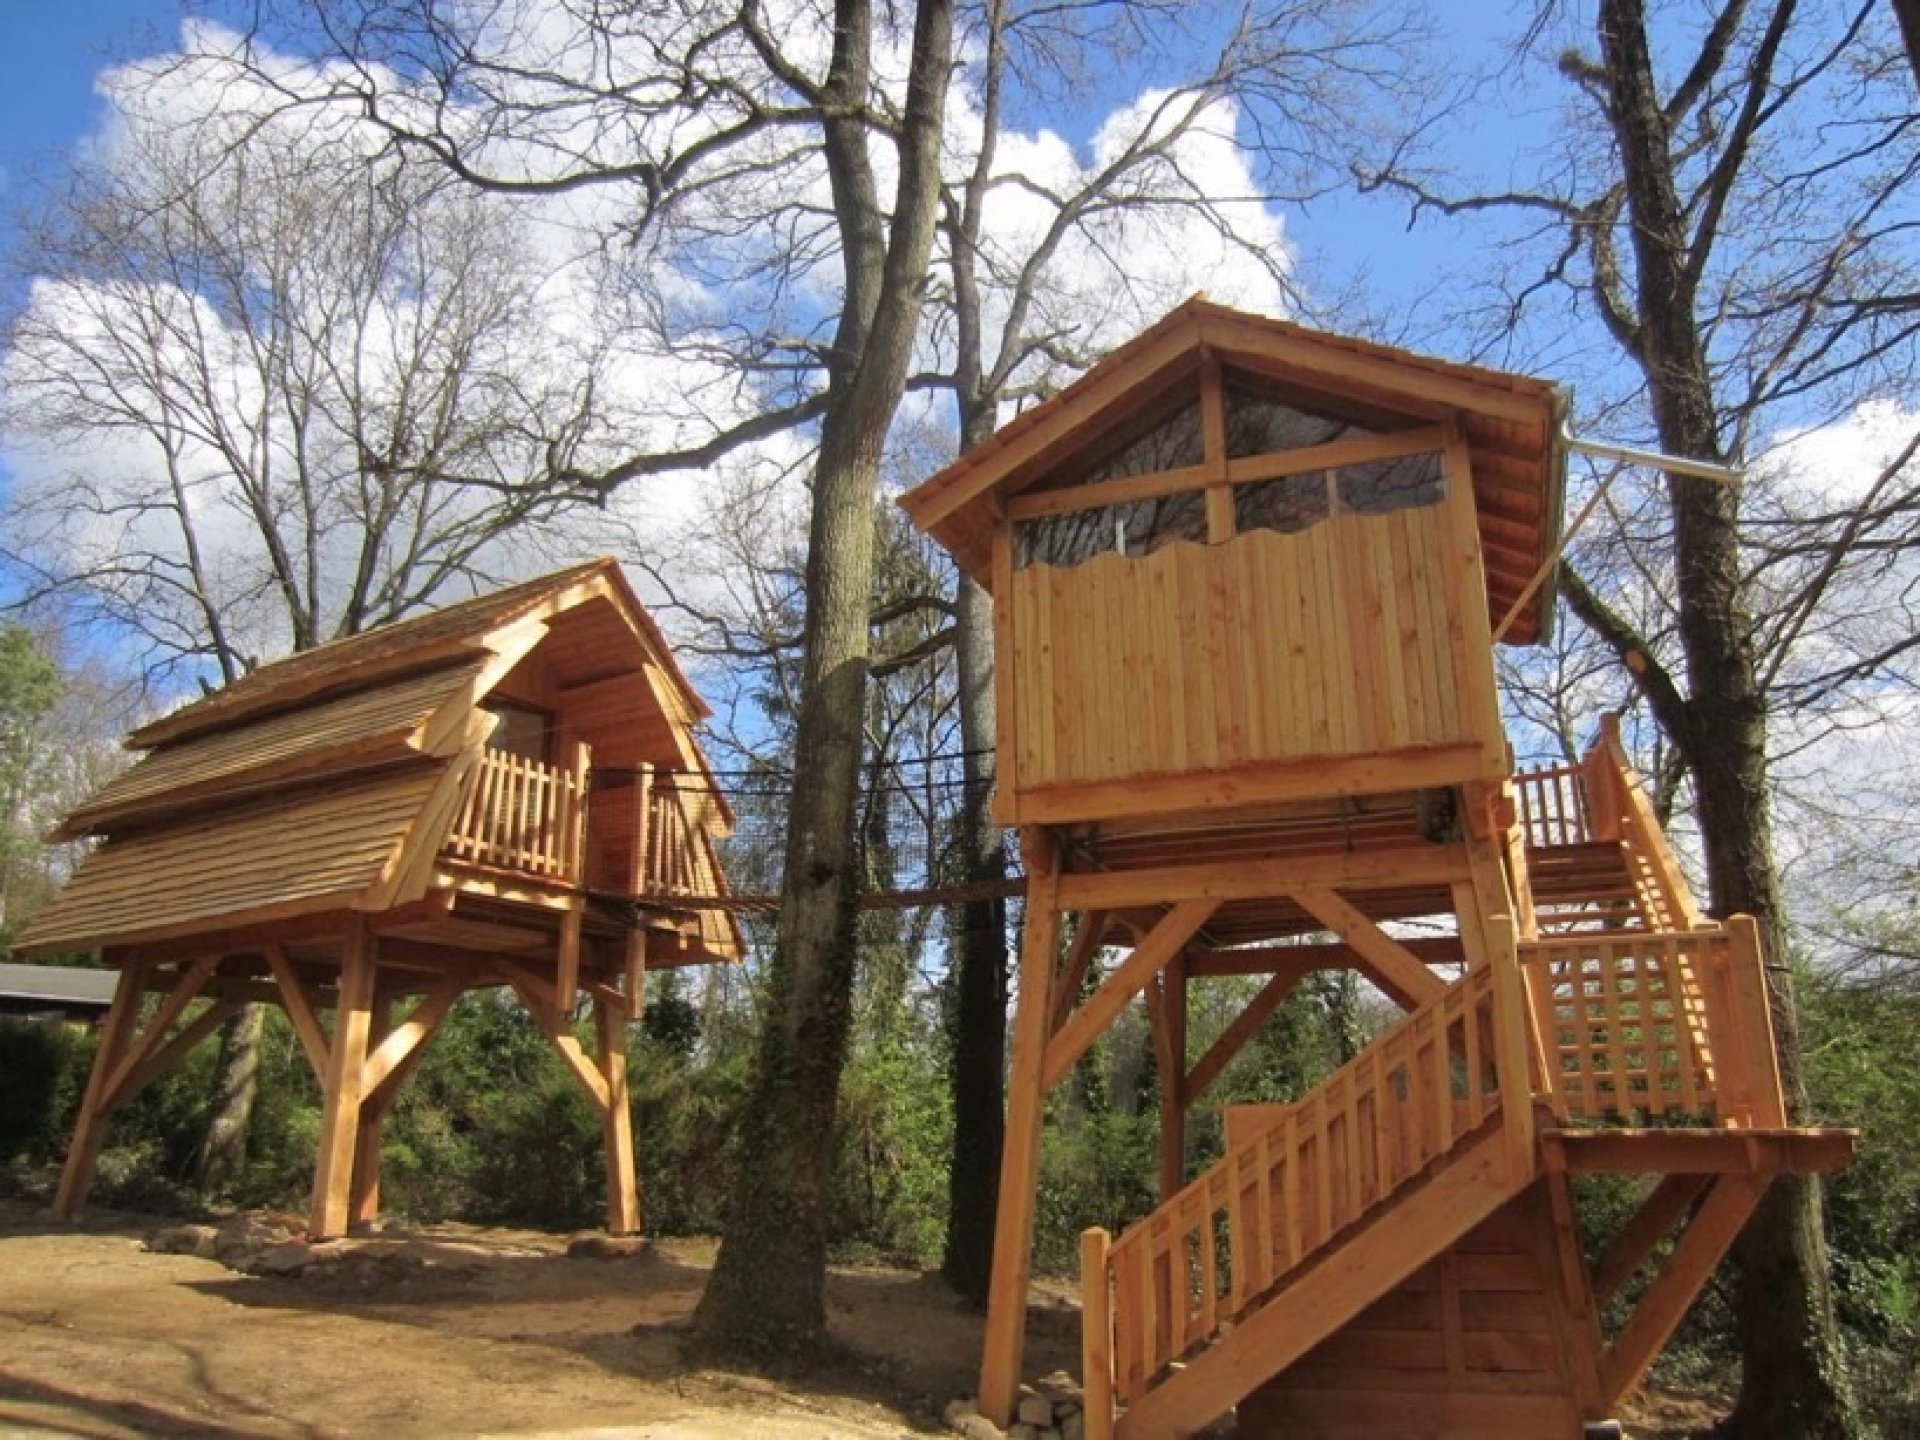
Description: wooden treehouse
21,559,742,1240
899,298,1854,1438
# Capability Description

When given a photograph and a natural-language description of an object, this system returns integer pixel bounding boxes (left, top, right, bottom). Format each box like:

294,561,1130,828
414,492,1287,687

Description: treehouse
899,299,1854,1439
21,558,741,1240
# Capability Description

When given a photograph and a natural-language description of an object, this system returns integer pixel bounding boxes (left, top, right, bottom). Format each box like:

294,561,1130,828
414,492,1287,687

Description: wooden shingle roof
19,559,735,959
899,296,1569,645
130,558,704,749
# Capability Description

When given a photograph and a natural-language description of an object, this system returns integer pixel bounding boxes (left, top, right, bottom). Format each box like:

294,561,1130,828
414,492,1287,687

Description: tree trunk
692,0,953,1361
194,1002,264,1192
941,574,1007,1302
1593,5,1855,1431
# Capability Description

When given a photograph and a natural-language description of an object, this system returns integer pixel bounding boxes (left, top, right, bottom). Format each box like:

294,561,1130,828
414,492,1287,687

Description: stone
146,1224,218,1259
1017,1394,1055,1428
943,1398,979,1428
247,1240,316,1276
212,1211,305,1270
1008,1426,1039,1440
1060,1413,1085,1440
956,1416,1003,1440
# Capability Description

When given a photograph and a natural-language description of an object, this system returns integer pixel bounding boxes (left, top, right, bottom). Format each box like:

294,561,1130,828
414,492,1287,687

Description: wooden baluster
1283,1107,1303,1269
632,764,655,894
1253,1128,1275,1296
1081,1229,1114,1440
1225,1147,1247,1314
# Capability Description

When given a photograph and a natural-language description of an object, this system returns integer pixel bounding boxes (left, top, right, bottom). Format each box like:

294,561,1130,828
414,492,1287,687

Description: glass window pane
1336,452,1445,514
1225,386,1370,459
1234,473,1331,535
1014,489,1207,569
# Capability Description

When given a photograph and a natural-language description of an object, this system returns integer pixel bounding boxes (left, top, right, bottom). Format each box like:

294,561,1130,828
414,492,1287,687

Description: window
1337,452,1445,514
1234,472,1330,535
1015,490,1207,569
1224,386,1370,459
483,701,550,762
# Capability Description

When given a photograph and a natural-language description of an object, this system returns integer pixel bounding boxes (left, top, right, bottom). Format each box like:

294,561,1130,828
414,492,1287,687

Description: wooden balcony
442,745,590,884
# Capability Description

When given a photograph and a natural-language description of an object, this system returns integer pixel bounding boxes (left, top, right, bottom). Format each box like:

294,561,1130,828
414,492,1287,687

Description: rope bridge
592,752,1024,913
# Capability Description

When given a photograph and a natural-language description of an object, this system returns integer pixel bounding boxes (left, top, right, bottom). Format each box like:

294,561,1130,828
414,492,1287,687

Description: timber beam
1186,935,1463,977
1543,1128,1858,1176
1043,898,1218,1091
1053,842,1468,911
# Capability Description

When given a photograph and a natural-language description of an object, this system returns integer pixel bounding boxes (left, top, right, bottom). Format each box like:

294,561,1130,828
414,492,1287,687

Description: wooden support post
1049,909,1110,1036
350,985,396,1231
1044,898,1217,1091
603,931,645,1236
1151,960,1187,1203
980,827,1062,1428
265,945,331,1083
556,903,584,1015
1293,886,1444,1008
311,920,378,1240
54,958,150,1217
1486,915,1537,1185
1081,1227,1115,1440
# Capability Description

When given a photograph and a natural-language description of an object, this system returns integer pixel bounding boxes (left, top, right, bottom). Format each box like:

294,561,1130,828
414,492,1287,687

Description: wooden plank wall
1009,510,1474,790
1236,1185,1587,1439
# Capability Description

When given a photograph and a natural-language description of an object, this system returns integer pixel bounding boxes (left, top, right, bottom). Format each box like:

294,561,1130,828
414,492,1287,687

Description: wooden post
349,983,395,1230
54,958,149,1217
632,762,655,894
1154,961,1188,1203
604,930,646,1236
1081,1227,1115,1440
556,903,584,1015
1725,914,1787,1128
1486,915,1537,1185
566,740,592,883
596,991,640,1235
311,920,378,1239
980,827,1062,1427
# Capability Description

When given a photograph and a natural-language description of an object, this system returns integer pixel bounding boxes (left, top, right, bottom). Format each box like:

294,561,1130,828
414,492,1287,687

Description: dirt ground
0,1201,1082,1439
0,1201,1723,1439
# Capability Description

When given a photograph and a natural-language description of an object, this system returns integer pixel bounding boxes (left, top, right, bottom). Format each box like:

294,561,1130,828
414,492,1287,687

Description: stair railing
1519,918,1785,1128
1092,961,1519,1410
1587,715,1703,931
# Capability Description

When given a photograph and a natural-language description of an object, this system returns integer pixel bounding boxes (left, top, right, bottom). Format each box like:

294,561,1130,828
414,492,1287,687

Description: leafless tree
2,85,613,1189
1361,2,1920,1431
155,0,1410,1356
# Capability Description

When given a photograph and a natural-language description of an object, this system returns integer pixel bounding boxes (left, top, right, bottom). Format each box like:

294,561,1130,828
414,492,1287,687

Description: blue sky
0,2,181,216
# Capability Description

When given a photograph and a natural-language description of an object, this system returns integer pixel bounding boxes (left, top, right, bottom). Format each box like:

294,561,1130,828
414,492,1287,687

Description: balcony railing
443,745,589,882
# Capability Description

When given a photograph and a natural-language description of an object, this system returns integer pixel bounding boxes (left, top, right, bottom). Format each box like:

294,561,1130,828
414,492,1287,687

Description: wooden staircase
1089,958,1539,1439
1075,724,1848,1439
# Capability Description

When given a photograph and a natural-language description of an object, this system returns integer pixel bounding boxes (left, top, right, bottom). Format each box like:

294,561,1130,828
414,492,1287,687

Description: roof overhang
899,297,1570,646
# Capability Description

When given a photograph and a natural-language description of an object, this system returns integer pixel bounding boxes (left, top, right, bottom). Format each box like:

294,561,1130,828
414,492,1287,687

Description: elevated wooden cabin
900,300,1853,1439
22,558,741,1239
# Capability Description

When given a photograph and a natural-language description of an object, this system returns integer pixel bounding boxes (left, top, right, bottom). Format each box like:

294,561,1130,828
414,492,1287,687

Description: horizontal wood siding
1009,510,1488,799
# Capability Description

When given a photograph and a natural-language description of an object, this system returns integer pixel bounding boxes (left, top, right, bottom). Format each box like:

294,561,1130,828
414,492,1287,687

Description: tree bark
692,0,954,1361
1592,4,1855,1432
940,574,1008,1302
194,1002,265,1192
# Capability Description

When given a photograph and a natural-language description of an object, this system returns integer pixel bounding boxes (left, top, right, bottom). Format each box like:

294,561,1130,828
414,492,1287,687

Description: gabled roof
130,558,704,750
899,297,1569,645
19,560,738,960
